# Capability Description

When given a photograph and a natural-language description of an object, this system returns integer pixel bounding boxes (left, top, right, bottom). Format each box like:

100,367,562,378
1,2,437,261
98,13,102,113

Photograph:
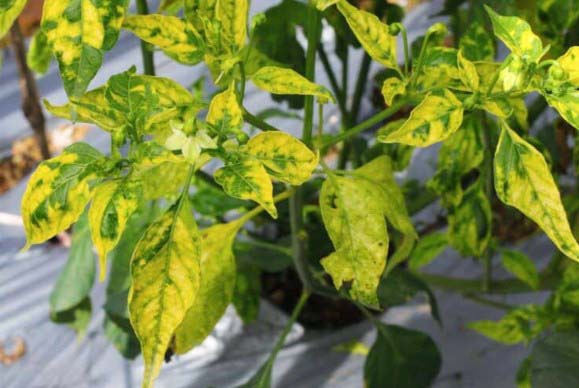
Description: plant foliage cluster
1,0,579,387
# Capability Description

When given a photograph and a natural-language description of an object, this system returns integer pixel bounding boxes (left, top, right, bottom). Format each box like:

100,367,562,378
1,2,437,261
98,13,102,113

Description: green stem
238,61,246,102
400,25,410,76
350,53,372,123
463,293,515,311
357,304,402,359
290,3,320,293
271,291,310,356
481,112,494,292
242,109,281,132
322,99,407,148
136,0,155,76
410,33,431,88
238,190,294,224
318,45,348,118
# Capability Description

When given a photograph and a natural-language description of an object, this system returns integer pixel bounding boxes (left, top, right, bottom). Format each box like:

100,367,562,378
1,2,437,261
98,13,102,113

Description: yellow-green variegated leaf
174,220,242,353
484,6,543,62
354,156,417,271
89,179,141,281
206,85,243,133
457,49,479,90
215,0,248,51
459,22,495,62
494,123,579,261
378,89,463,146
42,0,129,99
122,15,204,65
129,201,200,388
21,143,104,249
251,66,334,104
381,77,406,106
215,159,277,218
245,132,318,185
184,0,216,32
313,0,339,11
0,0,26,39
545,90,579,131
44,87,127,132
448,181,492,257
27,29,53,75
320,174,389,308
336,0,397,70
557,46,579,86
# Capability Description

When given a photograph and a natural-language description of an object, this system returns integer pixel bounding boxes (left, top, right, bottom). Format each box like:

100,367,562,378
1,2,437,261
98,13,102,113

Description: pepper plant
5,0,579,387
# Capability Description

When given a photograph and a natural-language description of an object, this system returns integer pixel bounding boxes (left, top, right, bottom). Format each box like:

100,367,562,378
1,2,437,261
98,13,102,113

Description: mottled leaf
457,49,479,90
251,66,334,103
469,306,545,345
215,158,277,218
21,143,104,249
378,89,463,146
129,201,200,388
174,220,242,353
245,132,318,185
89,179,141,281
459,21,495,61
0,0,26,39
545,89,579,131
494,122,579,261
215,0,248,51
42,0,129,99
485,6,543,62
336,0,397,70
381,77,406,106
123,14,204,65
206,85,243,134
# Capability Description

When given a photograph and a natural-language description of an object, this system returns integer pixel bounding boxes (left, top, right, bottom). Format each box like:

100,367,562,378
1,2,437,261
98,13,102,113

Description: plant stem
400,25,410,76
350,53,372,123
10,22,50,160
136,0,155,75
410,33,431,88
322,99,407,148
238,189,295,224
289,3,320,293
242,109,281,132
481,112,494,292
318,45,347,118
270,290,310,357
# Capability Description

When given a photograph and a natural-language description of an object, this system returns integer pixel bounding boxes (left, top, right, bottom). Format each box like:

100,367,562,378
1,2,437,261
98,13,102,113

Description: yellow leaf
545,90,579,131
381,77,406,106
174,220,242,353
206,85,243,133
336,0,397,70
0,0,27,39
21,143,104,249
378,89,463,146
320,172,390,307
457,49,479,90
245,132,318,185
557,46,579,87
89,180,141,281
215,158,277,218
494,122,579,261
123,14,204,65
251,66,335,104
215,0,248,51
129,201,201,388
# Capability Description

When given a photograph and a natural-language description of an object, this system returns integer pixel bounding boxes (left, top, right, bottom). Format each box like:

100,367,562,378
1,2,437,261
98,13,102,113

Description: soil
261,269,366,330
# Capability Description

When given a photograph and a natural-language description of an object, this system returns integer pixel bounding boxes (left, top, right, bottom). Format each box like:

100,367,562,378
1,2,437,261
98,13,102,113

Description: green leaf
408,232,448,271
448,180,492,258
215,158,277,218
381,77,406,106
501,250,540,290
26,29,53,75
89,179,141,281
379,89,463,146
233,261,261,324
336,0,398,70
215,0,248,52
42,0,129,99
234,238,292,273
530,331,579,388
494,122,579,262
49,212,95,339
251,66,334,104
469,306,545,345
129,201,201,388
484,6,543,62
174,221,242,353
245,132,318,185
104,315,141,359
516,357,532,388
457,49,479,90
0,0,26,39
122,14,204,65
365,323,441,388
320,171,390,307
459,21,495,61
21,143,104,249
206,85,243,134
378,268,441,325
